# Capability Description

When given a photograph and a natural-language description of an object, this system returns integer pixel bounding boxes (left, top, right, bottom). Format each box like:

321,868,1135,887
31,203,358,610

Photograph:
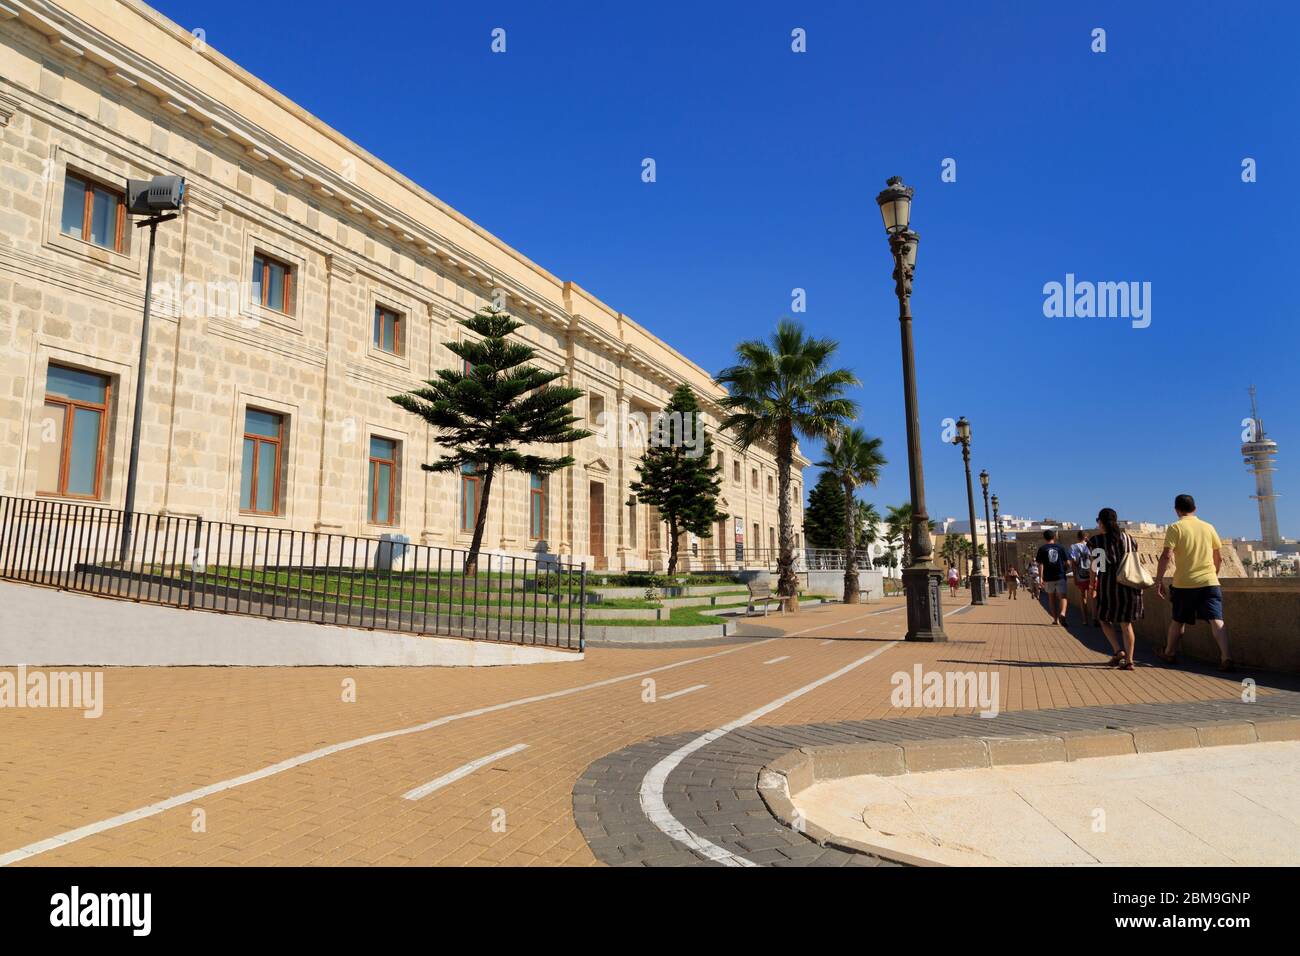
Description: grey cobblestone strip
573,691,1300,867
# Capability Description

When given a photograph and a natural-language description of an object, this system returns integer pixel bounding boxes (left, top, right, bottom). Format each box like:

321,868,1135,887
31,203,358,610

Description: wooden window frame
373,305,405,357
751,468,759,490
39,367,111,500
368,437,399,525
460,464,480,532
529,473,547,539
252,252,294,316
63,172,126,253
241,410,284,516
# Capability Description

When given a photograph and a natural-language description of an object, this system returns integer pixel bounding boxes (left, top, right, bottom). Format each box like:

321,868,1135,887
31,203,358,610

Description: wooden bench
747,580,795,615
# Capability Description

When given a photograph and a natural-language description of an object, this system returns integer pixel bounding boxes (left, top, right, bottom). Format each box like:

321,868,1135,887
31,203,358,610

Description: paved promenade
1,585,1290,866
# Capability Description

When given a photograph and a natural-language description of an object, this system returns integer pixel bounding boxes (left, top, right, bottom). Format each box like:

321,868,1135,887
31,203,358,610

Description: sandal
1119,661,1135,671
1218,658,1236,673
1106,652,1127,667
1157,652,1177,665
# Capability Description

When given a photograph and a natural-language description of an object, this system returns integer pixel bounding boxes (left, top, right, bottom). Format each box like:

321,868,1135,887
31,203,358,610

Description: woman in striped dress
1088,507,1143,670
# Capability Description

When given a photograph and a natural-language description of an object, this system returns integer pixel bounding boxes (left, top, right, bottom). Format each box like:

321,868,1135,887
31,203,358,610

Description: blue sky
156,0,1299,539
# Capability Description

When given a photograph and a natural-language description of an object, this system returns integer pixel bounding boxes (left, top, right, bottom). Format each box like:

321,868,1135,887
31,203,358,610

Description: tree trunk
841,478,859,604
464,464,495,576
666,518,680,575
775,420,799,611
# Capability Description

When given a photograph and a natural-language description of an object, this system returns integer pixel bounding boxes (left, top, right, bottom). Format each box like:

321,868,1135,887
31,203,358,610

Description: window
37,364,111,499
733,461,741,483
751,468,759,490
769,527,776,552
767,475,774,495
589,393,605,425
460,462,480,532
529,473,547,539
373,305,404,356
60,173,126,253
251,252,293,315
240,409,284,514
368,436,399,525
629,497,638,548
754,522,760,550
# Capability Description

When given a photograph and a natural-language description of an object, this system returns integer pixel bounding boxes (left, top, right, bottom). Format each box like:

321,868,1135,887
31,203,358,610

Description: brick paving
1,584,1291,866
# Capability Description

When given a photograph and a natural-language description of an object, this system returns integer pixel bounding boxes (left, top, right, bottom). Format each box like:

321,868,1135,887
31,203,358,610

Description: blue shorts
1170,585,1223,625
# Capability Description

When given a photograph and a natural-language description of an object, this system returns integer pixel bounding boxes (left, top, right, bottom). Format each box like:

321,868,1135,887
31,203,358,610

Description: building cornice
6,0,573,331
3,0,810,474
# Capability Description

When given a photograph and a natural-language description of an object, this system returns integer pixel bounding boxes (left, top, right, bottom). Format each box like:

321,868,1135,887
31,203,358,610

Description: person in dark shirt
1035,530,1071,626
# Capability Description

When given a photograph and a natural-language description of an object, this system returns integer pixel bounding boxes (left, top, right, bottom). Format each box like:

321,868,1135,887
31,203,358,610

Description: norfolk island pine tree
628,384,724,575
389,308,591,576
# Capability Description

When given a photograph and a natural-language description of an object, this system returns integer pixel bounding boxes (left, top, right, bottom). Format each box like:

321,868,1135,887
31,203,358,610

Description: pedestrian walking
946,563,960,597
1004,565,1020,599
1155,494,1234,671
1069,530,1097,626
1089,508,1142,670
1036,530,1071,626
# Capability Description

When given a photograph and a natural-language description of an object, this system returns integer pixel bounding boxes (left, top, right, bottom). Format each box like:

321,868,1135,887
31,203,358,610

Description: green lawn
177,566,829,629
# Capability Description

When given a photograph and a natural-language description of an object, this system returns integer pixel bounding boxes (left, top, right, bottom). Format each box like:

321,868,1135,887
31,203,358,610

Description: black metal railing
648,546,892,573
0,495,585,651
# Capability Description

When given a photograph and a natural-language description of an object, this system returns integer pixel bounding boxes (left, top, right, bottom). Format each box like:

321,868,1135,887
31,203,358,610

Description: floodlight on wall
126,175,185,214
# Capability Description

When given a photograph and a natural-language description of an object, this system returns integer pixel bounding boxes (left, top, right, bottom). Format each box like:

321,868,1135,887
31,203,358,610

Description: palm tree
940,534,963,577
816,428,886,603
716,321,858,609
888,503,935,570
856,501,881,567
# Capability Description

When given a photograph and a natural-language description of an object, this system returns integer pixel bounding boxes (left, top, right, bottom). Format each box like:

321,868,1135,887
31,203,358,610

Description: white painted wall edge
0,581,582,667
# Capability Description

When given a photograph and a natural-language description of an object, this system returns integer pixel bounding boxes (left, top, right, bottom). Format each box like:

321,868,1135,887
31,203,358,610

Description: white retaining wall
0,581,582,667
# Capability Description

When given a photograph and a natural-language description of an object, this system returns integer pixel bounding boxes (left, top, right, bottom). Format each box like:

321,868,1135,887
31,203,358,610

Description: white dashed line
639,640,898,866
661,684,708,701
0,636,779,867
763,656,791,665
402,744,529,800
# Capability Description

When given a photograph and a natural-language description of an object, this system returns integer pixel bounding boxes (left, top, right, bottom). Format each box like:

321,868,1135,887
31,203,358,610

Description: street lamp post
992,494,1005,584
876,176,945,641
951,417,986,605
980,469,999,595
118,175,184,561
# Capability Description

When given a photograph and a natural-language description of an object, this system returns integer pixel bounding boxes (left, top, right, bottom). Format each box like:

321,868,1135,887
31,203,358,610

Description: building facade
0,0,805,573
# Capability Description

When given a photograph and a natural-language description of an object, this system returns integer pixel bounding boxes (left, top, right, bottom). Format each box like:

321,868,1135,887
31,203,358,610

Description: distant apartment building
0,0,805,572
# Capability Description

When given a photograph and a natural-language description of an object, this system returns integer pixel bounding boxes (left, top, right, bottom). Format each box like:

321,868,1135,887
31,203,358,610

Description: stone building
0,0,806,572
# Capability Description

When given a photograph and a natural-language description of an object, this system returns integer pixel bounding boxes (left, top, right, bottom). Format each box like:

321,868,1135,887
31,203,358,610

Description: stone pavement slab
793,741,1300,866
1,588,1294,866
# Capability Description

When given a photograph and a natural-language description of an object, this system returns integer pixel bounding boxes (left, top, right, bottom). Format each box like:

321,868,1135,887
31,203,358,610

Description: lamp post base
988,576,1001,597
970,572,987,605
903,566,948,642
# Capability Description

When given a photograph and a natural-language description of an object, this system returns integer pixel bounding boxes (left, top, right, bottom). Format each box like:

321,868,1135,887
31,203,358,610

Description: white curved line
639,640,897,866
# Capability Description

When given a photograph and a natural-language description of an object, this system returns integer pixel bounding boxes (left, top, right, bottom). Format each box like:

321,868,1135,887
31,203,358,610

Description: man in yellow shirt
1155,494,1233,671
